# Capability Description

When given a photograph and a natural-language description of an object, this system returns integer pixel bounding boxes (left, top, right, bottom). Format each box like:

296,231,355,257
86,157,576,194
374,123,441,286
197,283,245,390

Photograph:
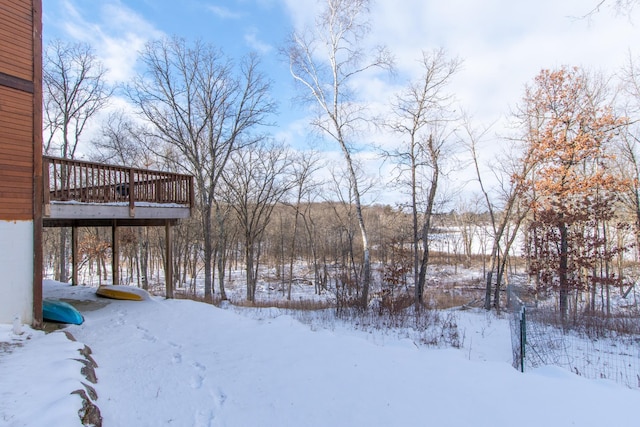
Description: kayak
42,299,84,325
96,285,149,301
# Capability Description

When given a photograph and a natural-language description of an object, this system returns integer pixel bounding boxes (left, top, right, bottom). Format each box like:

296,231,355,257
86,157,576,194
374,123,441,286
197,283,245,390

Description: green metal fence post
520,306,526,373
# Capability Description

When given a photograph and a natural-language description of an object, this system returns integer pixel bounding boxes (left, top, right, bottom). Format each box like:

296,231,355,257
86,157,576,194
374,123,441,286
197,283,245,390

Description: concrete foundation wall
0,221,34,324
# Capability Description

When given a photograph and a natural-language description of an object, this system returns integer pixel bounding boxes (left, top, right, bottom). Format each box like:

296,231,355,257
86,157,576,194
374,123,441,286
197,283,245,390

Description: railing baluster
42,157,50,211
129,167,135,216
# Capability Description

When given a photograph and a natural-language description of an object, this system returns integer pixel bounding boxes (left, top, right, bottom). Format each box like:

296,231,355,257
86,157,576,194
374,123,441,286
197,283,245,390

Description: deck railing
43,156,194,211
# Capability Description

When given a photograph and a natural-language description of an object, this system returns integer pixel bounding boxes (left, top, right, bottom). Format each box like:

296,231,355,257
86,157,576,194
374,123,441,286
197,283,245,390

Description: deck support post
71,226,78,285
112,223,120,285
165,221,173,298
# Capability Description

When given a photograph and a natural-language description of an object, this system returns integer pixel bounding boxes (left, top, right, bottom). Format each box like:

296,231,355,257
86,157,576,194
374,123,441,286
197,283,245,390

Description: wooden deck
41,156,194,296
43,156,193,225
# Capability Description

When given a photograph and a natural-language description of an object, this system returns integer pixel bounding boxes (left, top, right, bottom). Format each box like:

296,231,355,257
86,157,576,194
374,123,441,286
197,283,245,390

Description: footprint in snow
141,333,157,343
190,374,204,389
192,361,206,372
136,325,158,343
114,310,126,325
194,408,215,427
216,389,227,406
190,362,207,389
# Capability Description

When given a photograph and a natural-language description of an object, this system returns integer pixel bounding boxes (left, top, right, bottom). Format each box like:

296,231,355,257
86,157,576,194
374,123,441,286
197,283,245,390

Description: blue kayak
42,299,84,325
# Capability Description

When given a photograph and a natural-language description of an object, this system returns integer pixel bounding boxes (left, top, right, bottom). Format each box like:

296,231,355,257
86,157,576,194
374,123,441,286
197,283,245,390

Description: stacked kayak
96,285,149,301
42,299,84,325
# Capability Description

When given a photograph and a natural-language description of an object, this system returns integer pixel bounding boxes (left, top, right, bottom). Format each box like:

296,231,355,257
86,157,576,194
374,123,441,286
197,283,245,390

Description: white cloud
245,29,273,54
49,0,164,84
276,0,640,202
280,0,322,30
42,0,167,157
207,5,243,19
97,13,164,83
366,0,640,125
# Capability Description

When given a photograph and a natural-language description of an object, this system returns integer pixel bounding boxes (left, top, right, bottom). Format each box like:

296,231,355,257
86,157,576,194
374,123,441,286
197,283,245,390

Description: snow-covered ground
1,280,638,427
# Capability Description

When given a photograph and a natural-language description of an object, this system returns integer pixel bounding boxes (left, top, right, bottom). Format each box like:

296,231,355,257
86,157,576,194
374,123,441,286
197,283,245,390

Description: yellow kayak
96,285,149,301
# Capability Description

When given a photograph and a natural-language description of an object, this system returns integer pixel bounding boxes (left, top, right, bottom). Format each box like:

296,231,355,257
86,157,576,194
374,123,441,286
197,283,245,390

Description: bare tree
285,151,323,300
221,141,293,302
452,198,482,268
326,164,365,302
585,0,638,16
285,0,393,307
91,110,156,168
385,48,460,307
43,40,111,283
574,0,640,23
614,54,640,298
612,132,640,298
44,40,112,158
127,37,276,300
616,0,640,12
90,110,159,290
461,115,536,310
296,172,327,296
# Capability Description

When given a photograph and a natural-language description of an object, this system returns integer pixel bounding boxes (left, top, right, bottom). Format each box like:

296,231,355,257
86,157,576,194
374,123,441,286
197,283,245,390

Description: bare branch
43,40,112,158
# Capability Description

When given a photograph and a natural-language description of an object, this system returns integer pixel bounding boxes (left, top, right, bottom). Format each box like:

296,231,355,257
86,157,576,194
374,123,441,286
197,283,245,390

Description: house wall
0,0,42,325
0,85,34,219
0,1,33,82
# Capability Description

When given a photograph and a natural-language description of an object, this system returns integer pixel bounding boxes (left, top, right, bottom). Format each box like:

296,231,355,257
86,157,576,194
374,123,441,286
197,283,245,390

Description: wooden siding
0,74,33,221
0,0,37,222
0,1,33,81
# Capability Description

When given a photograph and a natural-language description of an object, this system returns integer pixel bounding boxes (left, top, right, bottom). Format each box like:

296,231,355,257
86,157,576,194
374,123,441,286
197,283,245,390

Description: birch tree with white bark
285,0,393,307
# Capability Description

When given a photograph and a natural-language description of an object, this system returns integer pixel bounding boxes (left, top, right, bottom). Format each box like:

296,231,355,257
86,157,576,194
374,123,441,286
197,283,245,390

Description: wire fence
509,288,640,389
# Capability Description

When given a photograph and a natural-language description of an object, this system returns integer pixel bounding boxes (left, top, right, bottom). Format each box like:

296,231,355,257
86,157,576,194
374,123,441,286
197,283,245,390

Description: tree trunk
215,205,228,300
494,254,504,311
302,213,320,295
245,238,255,302
484,268,494,310
411,151,420,303
416,136,439,308
217,246,227,301
341,155,370,306
353,186,370,307
288,203,301,301
58,228,68,283
559,221,569,320
202,205,214,300
254,241,262,300
97,253,102,286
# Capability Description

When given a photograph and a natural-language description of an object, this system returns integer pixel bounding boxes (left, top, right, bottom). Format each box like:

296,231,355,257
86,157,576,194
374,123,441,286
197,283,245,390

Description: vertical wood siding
0,1,33,81
0,82,33,219
0,1,36,221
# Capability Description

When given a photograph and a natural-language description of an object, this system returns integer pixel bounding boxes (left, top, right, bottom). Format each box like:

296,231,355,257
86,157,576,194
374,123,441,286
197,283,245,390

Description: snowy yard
1,280,638,427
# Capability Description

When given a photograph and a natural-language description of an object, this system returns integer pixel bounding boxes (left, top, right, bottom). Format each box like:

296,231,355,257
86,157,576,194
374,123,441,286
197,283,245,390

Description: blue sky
43,0,301,124
42,0,640,204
